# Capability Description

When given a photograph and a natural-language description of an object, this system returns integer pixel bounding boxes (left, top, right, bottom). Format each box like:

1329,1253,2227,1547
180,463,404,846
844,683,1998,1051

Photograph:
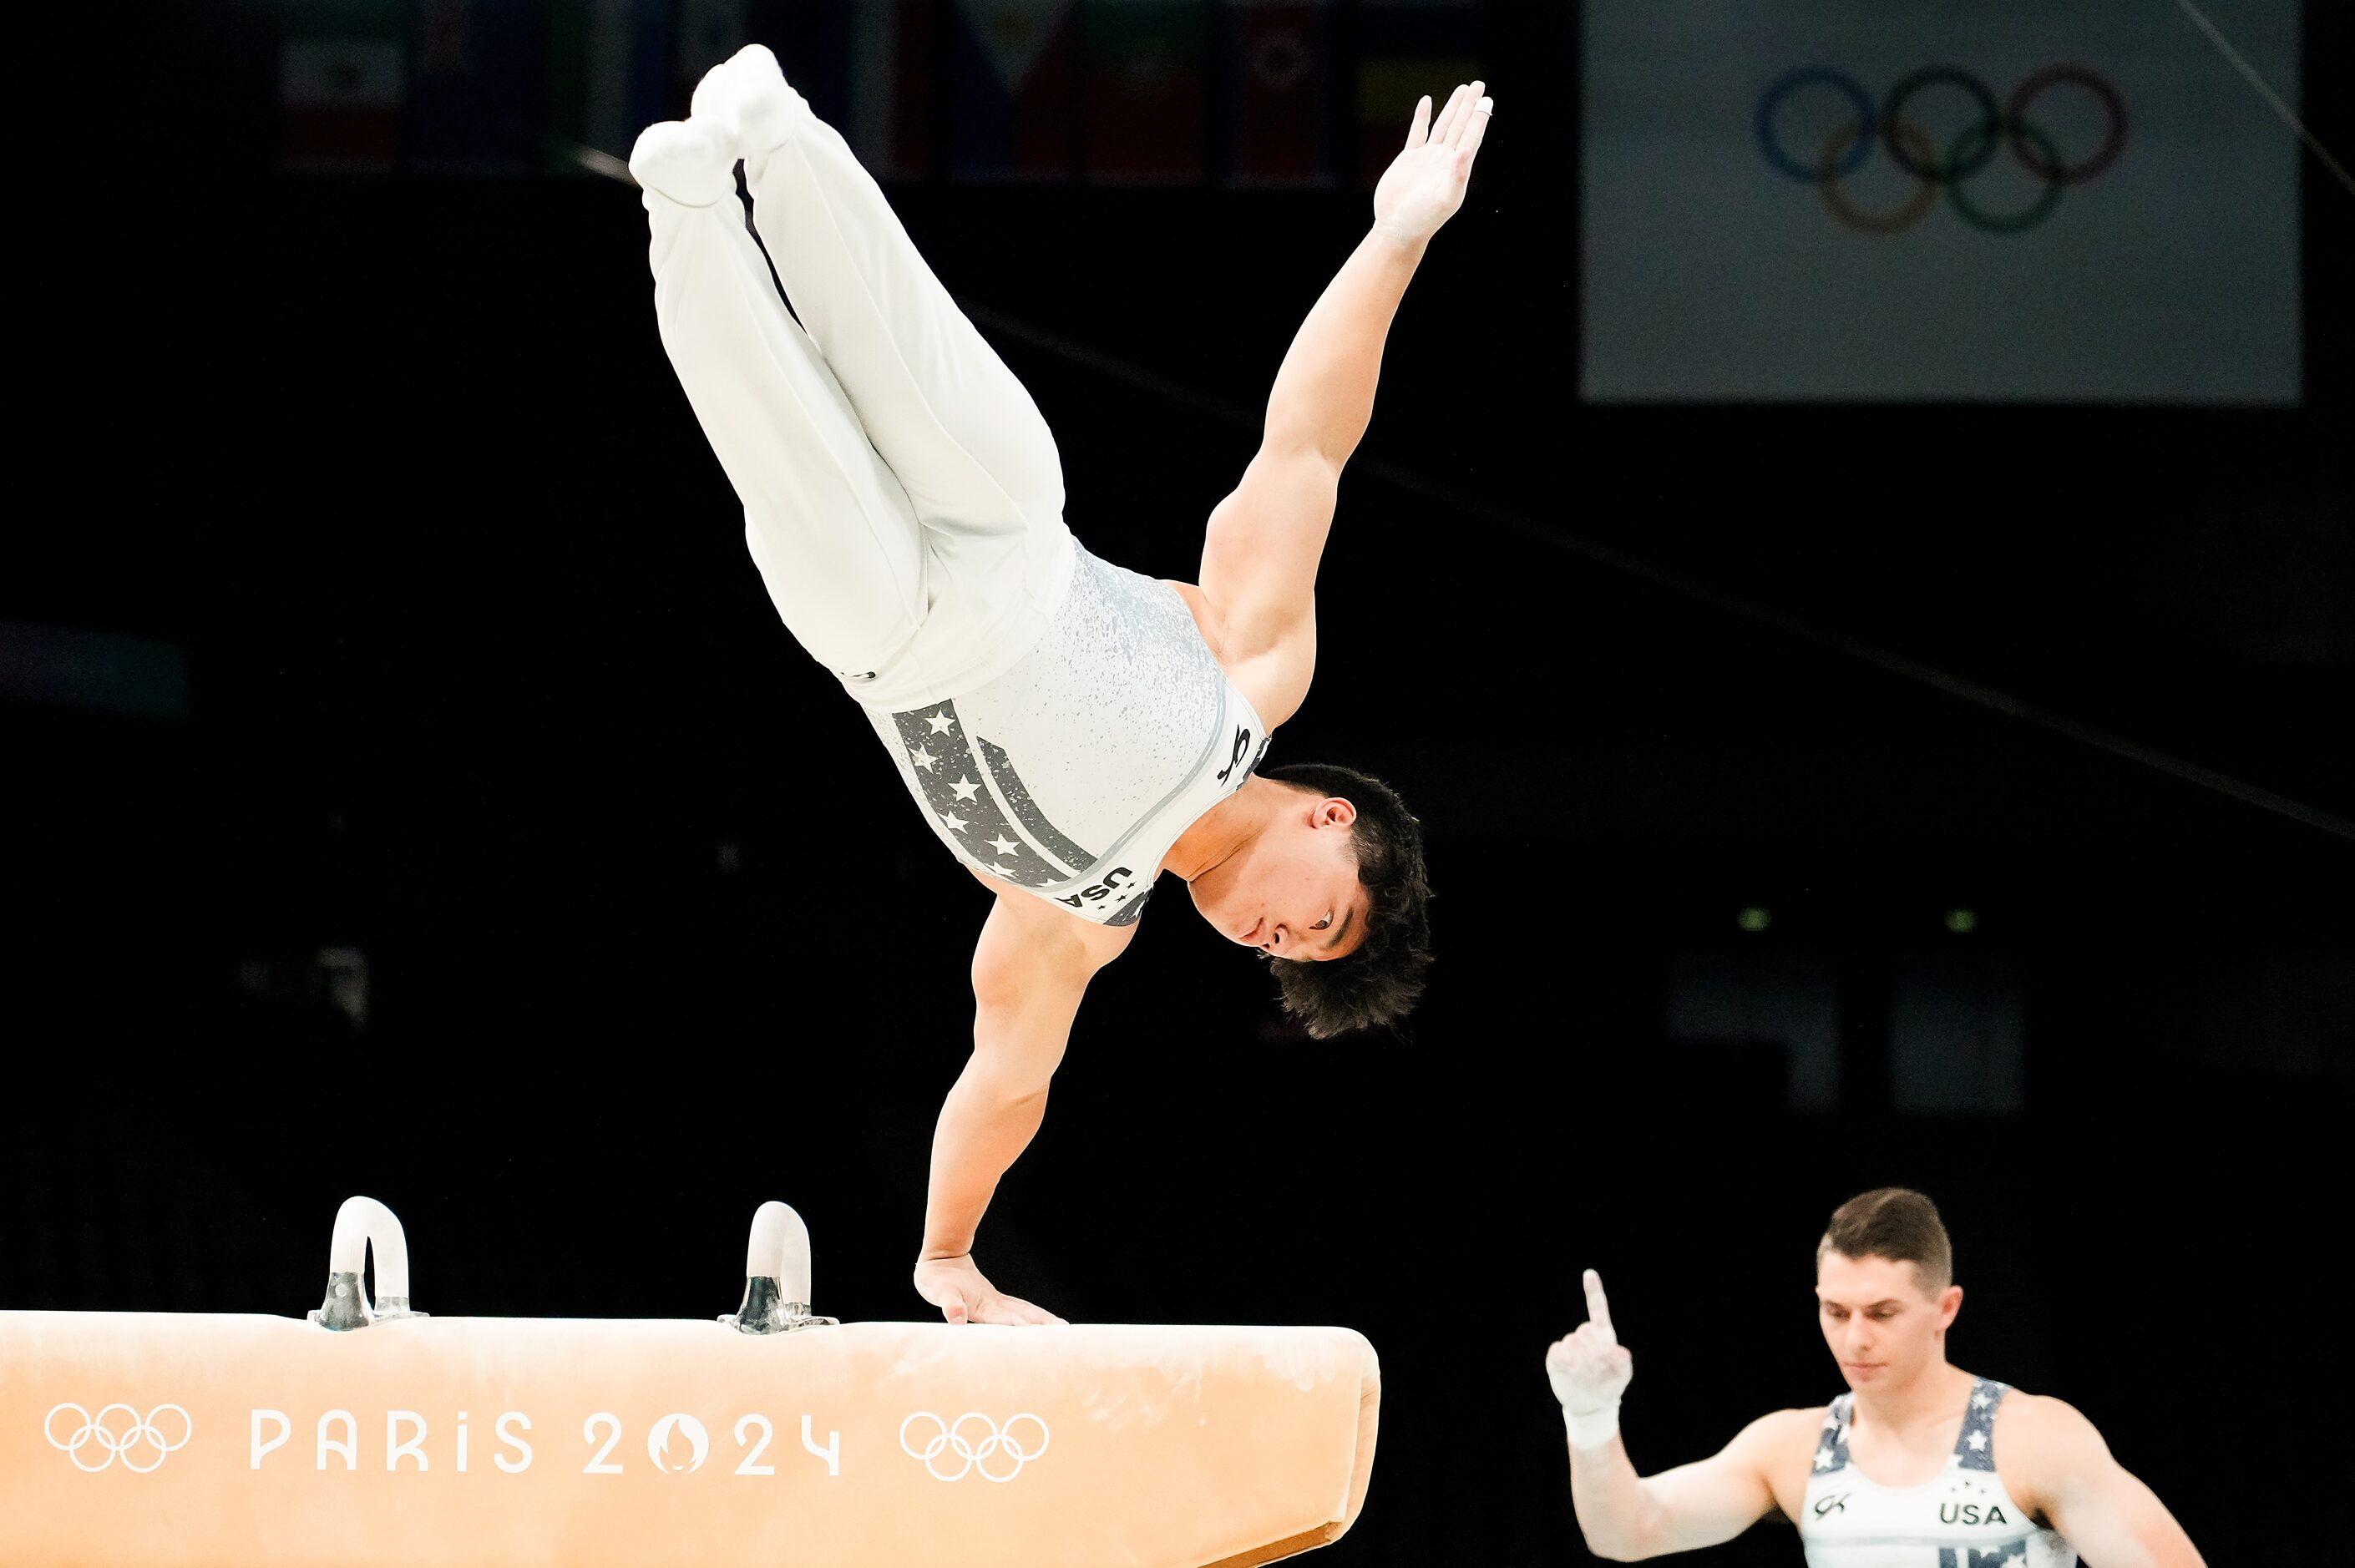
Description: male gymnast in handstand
630,46,1492,1325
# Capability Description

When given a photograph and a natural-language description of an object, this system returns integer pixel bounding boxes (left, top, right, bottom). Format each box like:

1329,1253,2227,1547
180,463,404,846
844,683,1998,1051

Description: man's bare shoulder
1733,1406,1833,1520
1997,1388,2094,1430
1993,1390,2108,1465
1749,1405,1834,1442
1735,1405,1832,1465
1981,1389,2113,1522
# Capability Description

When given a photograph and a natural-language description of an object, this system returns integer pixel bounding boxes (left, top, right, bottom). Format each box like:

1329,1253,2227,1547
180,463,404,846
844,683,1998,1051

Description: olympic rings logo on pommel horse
1755,64,2128,235
899,1410,1050,1482
45,1403,194,1473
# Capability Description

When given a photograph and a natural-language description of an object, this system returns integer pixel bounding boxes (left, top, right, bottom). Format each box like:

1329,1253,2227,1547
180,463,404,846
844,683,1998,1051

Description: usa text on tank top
1800,1378,2075,1567
863,543,1269,927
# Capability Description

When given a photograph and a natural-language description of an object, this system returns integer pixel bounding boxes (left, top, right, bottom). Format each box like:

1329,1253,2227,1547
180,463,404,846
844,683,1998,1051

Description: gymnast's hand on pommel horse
631,48,1490,1326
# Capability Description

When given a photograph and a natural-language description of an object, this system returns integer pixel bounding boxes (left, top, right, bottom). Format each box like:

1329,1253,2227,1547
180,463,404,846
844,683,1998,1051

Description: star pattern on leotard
1804,1381,2048,1564
1811,1400,1847,1473
1956,1378,2004,1473
884,700,1066,891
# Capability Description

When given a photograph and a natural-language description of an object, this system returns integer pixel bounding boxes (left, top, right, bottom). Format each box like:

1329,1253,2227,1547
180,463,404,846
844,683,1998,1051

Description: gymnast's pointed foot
690,43,807,181
627,118,733,207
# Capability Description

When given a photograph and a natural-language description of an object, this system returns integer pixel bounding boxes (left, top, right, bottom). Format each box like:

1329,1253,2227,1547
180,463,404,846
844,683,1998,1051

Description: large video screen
1580,0,2301,402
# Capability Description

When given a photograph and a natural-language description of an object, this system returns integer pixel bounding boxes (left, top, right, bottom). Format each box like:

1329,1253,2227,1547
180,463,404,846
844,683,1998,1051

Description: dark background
4,2,2350,1563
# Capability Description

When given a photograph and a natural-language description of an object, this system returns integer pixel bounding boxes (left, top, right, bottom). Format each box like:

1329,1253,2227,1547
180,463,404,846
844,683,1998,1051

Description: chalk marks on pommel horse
4,1194,1381,1567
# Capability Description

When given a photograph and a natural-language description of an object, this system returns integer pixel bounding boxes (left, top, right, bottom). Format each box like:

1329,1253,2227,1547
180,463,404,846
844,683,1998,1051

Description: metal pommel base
306,1197,425,1331
720,1273,838,1334
308,1272,428,1332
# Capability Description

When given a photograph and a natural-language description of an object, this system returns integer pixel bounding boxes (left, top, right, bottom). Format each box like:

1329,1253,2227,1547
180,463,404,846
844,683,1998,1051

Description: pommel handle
310,1195,426,1331
721,1201,837,1334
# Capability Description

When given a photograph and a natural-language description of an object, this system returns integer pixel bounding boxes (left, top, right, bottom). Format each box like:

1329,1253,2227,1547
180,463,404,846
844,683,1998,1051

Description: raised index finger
1583,1268,1616,1340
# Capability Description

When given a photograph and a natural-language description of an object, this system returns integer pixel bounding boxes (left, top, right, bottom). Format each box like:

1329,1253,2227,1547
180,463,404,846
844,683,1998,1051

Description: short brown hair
1817,1187,1952,1292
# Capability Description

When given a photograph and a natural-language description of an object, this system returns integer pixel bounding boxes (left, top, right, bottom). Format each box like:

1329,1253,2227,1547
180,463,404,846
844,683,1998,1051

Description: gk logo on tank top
1215,726,1263,785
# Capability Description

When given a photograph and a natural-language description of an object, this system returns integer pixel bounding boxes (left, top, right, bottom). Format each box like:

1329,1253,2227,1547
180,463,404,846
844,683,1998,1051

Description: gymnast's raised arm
1195,82,1492,728
911,883,1137,1326
1547,1271,1804,1559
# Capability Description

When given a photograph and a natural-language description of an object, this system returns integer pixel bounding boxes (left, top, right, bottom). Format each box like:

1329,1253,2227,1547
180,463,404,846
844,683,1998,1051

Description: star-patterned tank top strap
1811,1393,1855,1475
1955,1378,2008,1470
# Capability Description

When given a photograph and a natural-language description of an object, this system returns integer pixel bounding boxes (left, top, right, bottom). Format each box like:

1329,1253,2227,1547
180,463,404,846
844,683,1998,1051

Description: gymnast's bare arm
1549,1271,1813,1558
1566,1409,1816,1560
2001,1395,2206,1566
1193,80,1492,731
910,878,1137,1326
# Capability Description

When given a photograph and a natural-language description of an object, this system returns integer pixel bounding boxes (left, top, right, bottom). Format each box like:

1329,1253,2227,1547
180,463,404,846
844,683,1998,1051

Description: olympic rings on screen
899,1410,1051,1482
2008,63,2129,184
1879,67,2003,183
1945,119,2065,233
1755,63,2127,235
1816,119,1941,235
1753,66,1875,183
44,1403,193,1473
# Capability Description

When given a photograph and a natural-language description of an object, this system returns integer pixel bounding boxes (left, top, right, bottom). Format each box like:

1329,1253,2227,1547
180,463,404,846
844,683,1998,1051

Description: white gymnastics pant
645,95,1076,709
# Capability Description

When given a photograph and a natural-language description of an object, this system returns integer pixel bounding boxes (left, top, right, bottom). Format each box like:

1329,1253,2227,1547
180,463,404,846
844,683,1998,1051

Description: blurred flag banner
1580,0,2300,402
279,0,408,171
1222,0,1335,187
543,0,672,175
945,0,1081,180
408,0,538,173
1355,0,1478,189
1082,0,1208,183
846,1,942,179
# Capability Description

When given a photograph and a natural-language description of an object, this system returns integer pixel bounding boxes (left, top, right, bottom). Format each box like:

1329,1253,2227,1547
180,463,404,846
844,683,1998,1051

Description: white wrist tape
1562,1402,1621,1450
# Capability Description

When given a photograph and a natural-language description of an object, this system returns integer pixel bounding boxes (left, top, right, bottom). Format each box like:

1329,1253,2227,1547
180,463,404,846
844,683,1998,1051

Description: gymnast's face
1815,1251,1963,1393
1190,795,1370,962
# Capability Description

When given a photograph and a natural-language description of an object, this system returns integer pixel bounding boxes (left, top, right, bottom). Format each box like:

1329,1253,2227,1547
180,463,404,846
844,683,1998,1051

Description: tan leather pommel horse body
3,1197,1380,1568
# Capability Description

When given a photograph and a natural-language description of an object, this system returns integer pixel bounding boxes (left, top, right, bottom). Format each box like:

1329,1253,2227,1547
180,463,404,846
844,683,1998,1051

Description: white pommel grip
746,1200,814,1303
327,1195,411,1303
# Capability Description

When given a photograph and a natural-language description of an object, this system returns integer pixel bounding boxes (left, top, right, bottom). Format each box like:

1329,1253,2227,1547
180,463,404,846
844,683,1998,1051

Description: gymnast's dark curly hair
1259,761,1432,1039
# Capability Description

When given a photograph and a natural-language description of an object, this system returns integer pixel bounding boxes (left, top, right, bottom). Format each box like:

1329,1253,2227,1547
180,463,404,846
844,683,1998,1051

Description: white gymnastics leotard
1800,1378,2074,1567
